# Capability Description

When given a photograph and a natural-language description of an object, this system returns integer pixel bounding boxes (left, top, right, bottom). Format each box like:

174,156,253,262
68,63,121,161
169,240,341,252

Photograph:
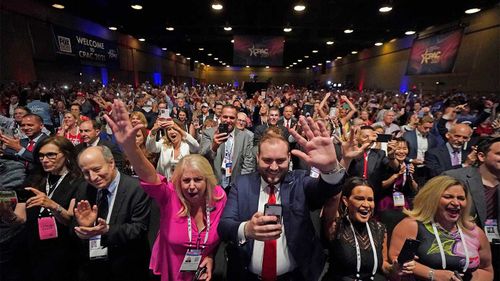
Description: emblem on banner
58,36,72,53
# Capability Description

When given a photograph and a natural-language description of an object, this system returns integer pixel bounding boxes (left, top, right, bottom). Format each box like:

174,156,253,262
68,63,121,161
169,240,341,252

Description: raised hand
289,116,339,172
104,99,143,149
74,200,97,227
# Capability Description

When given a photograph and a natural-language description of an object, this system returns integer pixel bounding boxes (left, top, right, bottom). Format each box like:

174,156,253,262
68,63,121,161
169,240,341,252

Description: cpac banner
53,26,119,67
233,36,284,66
406,29,463,75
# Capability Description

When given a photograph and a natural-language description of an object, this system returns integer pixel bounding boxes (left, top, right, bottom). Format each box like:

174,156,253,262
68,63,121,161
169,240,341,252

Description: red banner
406,29,463,75
233,36,284,66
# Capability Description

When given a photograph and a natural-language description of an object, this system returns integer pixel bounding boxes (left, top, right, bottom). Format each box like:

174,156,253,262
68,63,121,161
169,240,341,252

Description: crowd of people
0,80,499,281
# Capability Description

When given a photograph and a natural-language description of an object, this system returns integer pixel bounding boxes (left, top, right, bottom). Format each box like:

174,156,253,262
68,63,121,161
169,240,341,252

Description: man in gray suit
444,137,500,279
200,105,255,190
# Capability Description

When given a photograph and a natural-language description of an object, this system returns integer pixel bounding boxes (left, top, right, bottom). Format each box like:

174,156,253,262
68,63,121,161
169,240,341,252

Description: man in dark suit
218,117,349,281
253,107,289,148
443,137,500,278
347,126,399,201
277,105,297,130
73,146,150,281
0,113,49,172
403,116,438,185
200,105,255,190
75,120,124,171
425,123,475,178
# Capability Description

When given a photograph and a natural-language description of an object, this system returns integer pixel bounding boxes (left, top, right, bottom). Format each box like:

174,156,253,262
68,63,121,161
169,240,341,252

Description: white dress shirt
415,130,428,162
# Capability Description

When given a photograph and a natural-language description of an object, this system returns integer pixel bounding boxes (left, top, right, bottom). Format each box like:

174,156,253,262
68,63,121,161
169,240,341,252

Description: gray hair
78,145,114,163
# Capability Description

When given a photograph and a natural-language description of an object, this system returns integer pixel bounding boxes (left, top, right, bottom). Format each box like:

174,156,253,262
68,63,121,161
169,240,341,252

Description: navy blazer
217,170,344,281
425,144,469,178
402,130,438,160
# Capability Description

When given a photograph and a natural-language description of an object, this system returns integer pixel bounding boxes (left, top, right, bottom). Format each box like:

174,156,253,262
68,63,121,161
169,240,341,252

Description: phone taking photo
264,203,283,224
218,123,229,135
376,134,393,143
397,238,420,264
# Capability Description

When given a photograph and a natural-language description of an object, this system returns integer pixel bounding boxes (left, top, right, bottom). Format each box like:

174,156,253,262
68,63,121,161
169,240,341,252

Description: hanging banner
53,26,119,67
233,35,284,66
406,29,463,75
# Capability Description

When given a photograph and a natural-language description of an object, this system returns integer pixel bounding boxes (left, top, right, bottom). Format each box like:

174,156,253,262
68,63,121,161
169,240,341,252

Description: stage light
405,30,416,35
326,41,334,45
166,26,174,31
344,29,354,34
465,8,481,14
52,3,65,9
108,26,117,31
374,42,383,46
211,1,223,10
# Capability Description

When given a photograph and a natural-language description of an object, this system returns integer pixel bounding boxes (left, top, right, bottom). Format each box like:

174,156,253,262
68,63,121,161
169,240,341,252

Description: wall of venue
204,66,313,86
0,0,205,85
319,6,500,94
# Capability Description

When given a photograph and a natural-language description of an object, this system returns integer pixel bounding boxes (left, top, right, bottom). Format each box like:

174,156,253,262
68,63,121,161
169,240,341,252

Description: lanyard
40,171,68,214
187,203,211,249
348,217,378,280
431,221,470,272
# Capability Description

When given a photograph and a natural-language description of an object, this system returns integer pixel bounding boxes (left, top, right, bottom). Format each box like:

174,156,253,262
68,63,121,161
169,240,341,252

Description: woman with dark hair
9,136,84,281
323,177,415,281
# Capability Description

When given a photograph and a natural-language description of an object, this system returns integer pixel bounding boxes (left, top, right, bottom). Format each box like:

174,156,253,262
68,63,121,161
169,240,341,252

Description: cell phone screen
397,238,420,264
376,134,393,143
264,203,282,224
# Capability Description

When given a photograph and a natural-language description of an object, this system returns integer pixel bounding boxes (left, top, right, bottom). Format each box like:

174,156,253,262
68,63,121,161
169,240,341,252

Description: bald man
425,123,476,178
73,146,150,281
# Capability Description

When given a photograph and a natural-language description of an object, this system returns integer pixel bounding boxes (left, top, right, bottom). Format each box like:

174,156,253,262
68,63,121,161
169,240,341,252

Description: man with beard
444,137,500,280
218,117,351,281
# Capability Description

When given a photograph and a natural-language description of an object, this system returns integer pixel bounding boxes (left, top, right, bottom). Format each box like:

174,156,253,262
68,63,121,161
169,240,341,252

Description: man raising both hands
218,117,354,281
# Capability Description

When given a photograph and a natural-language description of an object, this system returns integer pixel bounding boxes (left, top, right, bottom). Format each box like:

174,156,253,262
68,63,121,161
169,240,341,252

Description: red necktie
262,185,277,281
363,151,368,179
285,120,289,129
25,140,35,168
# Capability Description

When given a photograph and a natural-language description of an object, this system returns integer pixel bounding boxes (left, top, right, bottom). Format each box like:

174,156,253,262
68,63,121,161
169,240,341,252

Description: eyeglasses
38,152,61,160
237,119,247,123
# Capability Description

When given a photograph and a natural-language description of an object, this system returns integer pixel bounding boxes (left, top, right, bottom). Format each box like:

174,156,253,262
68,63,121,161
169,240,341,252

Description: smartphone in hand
264,203,283,225
397,238,420,264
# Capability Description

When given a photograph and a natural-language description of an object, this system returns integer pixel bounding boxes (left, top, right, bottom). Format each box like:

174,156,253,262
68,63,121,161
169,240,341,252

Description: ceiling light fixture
317,63,322,66
108,26,117,31
344,29,354,34
405,30,416,35
294,3,306,12
293,62,297,65
162,47,167,51
465,8,481,14
226,65,230,68
374,42,383,46
130,2,143,10
224,26,232,31
265,66,270,68
306,67,310,69
52,3,65,9
379,5,393,13
286,67,289,69
176,53,181,56
336,56,342,59
297,59,302,62
194,60,199,63
351,51,358,54
326,60,331,63
284,27,292,32
198,47,204,51
231,39,234,43
326,41,334,45
166,26,174,31
214,57,219,60
138,38,145,42
246,65,250,68
304,55,309,58
211,1,223,10
312,50,318,53
186,57,191,60
207,53,213,56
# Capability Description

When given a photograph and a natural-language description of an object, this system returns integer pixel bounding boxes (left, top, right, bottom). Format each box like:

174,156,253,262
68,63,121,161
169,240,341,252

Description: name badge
38,216,58,240
484,219,500,243
89,235,108,260
225,162,232,177
393,192,405,207
179,249,202,272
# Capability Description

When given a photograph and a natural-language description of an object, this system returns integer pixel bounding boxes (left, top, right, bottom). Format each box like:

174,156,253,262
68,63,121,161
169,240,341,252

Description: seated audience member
199,105,255,189
425,123,475,178
146,117,199,180
444,137,500,279
0,114,49,172
75,120,125,171
2,136,83,281
390,176,493,281
323,177,415,281
105,99,227,281
73,145,151,281
218,117,353,281
56,112,82,145
379,138,418,233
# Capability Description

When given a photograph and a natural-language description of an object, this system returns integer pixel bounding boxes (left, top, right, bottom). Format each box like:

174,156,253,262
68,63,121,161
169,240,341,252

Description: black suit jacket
444,167,500,232
277,117,297,129
75,139,125,171
425,144,469,178
73,173,151,281
218,171,344,281
347,149,395,201
402,130,439,160
4,133,49,173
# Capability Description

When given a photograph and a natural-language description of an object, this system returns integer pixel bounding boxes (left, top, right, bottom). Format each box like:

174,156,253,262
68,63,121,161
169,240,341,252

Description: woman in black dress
323,177,415,281
24,136,84,281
